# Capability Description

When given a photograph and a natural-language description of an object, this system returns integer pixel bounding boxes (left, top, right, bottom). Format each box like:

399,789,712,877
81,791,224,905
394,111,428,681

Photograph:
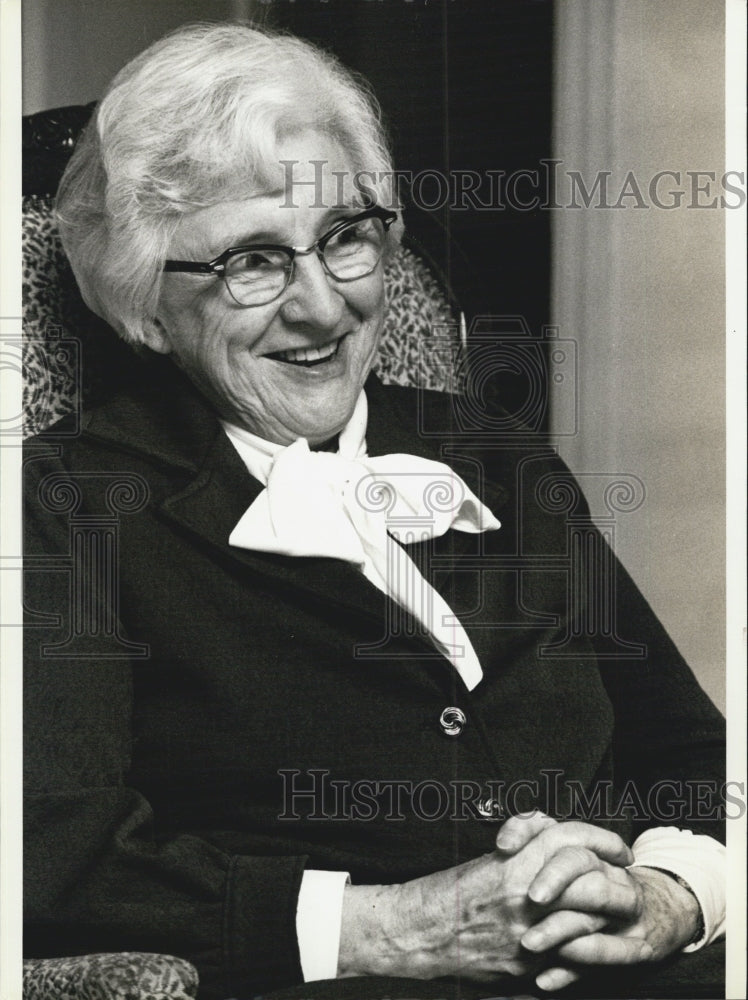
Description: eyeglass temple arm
163,260,223,274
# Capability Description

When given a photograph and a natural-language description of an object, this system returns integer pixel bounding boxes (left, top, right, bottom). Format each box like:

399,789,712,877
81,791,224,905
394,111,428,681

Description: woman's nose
278,252,344,332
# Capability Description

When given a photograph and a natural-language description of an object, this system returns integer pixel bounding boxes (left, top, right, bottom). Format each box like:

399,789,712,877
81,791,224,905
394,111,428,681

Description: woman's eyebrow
210,229,282,253
203,207,361,256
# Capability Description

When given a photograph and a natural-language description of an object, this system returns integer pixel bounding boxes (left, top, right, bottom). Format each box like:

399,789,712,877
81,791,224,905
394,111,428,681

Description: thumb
495,811,557,853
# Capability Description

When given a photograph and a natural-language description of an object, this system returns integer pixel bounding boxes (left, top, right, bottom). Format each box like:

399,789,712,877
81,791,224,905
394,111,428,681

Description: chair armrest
23,952,199,1000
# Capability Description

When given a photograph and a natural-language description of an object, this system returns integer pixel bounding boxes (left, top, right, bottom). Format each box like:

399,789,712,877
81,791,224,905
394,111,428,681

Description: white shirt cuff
628,827,726,950
295,869,350,981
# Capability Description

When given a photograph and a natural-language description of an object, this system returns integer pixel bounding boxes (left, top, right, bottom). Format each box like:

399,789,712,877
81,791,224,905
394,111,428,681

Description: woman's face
150,131,386,445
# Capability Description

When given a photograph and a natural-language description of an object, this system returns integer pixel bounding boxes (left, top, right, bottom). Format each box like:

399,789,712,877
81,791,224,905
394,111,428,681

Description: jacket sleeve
503,440,726,844
23,448,306,1000
594,542,726,844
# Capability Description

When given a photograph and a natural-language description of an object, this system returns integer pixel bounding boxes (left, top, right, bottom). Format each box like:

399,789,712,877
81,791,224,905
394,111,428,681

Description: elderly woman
24,22,726,1000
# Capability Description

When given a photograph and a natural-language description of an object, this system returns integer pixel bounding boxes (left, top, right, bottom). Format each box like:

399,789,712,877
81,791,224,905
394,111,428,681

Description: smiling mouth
267,336,344,367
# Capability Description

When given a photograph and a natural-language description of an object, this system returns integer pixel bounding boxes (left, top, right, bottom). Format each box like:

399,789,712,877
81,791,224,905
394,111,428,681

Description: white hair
56,22,401,344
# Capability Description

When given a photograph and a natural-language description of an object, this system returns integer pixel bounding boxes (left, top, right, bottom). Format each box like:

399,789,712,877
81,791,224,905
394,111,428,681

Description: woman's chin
287,402,356,447
217,334,377,444
237,390,358,446
256,363,369,443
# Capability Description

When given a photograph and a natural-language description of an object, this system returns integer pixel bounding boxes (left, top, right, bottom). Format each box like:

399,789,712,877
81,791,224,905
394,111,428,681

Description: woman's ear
141,317,172,355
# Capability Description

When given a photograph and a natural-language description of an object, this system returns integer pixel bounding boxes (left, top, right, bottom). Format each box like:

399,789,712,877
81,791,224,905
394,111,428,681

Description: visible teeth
276,340,338,363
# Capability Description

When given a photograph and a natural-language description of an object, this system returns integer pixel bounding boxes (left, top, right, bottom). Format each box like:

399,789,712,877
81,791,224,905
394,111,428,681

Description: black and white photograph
1,2,745,999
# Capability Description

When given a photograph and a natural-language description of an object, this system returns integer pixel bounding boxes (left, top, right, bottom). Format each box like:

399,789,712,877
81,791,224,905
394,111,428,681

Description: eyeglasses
163,206,397,307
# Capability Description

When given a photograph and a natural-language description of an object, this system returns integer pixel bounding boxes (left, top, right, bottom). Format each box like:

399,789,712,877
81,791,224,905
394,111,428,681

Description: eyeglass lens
223,215,388,305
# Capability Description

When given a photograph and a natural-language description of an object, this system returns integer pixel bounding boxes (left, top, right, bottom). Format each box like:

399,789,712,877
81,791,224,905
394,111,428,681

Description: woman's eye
337,224,362,243
226,249,286,276
239,251,276,270
342,220,371,241
331,219,376,250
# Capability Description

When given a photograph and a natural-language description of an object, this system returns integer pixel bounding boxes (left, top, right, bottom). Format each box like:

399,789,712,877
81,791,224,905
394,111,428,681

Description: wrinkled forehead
201,129,362,215
167,132,366,257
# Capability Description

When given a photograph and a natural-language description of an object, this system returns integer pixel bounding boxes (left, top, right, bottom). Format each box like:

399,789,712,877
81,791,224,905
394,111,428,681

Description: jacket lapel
81,358,506,645
159,426,396,625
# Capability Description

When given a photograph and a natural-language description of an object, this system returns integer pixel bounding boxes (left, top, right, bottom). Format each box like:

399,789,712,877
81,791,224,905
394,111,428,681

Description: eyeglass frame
162,205,398,307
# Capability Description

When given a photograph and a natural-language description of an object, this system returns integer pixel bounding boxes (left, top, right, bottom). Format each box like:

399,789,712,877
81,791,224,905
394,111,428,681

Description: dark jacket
23,359,725,999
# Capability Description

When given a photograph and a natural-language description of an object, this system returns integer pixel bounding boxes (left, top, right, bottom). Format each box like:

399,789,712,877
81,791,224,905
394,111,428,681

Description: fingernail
495,834,518,850
536,971,560,991
641,942,655,959
529,884,551,904
537,969,574,992
521,930,543,951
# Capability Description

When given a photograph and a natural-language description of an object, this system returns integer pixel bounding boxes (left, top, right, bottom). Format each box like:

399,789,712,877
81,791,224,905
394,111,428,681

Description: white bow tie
223,392,500,690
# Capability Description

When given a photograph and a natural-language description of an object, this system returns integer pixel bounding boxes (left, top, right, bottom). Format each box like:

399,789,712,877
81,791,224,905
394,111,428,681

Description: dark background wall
259,1,553,338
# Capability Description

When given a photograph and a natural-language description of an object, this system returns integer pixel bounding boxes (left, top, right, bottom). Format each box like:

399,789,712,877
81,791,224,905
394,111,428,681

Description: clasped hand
495,813,700,990
339,813,700,991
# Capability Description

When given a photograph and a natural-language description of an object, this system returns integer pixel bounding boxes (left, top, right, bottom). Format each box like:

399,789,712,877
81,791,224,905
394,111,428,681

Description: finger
495,811,557,853
528,844,603,903
536,966,581,992
553,868,642,920
533,821,634,869
557,932,654,965
521,910,607,953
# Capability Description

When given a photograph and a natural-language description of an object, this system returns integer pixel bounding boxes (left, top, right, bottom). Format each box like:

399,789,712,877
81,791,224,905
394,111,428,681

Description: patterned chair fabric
22,953,199,1000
